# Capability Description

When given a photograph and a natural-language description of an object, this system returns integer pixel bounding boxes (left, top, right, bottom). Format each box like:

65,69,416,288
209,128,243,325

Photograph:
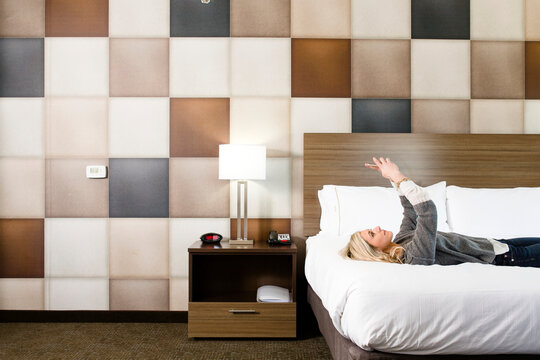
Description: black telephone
200,232,223,244
267,230,291,245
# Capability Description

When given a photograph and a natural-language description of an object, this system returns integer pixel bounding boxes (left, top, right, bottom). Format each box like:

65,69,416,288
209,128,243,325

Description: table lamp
219,144,266,245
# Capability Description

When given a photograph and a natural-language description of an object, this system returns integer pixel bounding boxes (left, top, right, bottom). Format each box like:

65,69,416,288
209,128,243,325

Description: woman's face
360,226,393,251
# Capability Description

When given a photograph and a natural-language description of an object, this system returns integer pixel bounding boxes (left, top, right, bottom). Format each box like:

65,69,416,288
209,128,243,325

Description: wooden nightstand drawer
188,302,296,338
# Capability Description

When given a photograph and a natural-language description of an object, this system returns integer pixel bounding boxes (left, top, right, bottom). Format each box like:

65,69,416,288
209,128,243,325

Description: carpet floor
0,323,332,360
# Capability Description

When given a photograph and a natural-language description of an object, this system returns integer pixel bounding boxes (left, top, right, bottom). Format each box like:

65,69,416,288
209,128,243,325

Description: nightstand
188,241,297,338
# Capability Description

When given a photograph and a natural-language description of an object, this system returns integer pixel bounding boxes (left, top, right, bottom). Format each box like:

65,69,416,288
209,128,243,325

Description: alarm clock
200,232,223,244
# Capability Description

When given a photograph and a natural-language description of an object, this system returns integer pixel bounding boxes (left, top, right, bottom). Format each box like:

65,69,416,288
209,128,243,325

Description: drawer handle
229,309,257,314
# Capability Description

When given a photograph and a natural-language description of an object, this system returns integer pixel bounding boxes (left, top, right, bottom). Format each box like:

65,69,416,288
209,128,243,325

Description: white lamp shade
219,144,266,180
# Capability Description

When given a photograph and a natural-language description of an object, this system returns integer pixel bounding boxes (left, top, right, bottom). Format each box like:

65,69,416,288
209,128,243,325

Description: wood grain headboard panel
304,133,540,237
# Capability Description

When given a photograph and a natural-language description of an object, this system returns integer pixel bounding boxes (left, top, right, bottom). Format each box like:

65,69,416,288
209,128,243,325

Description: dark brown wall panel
170,98,230,157
0,219,44,278
45,0,108,37
292,39,351,98
526,42,540,99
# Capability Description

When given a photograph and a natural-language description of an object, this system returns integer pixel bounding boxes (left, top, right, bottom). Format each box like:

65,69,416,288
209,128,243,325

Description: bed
302,134,540,359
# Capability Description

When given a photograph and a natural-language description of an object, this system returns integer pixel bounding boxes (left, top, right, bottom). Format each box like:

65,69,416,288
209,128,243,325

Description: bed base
307,285,538,360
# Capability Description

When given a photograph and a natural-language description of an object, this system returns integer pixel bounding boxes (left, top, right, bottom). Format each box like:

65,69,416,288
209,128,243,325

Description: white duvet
305,233,540,355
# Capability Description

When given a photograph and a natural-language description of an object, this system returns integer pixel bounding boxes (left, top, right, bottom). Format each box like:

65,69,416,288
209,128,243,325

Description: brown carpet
0,323,332,360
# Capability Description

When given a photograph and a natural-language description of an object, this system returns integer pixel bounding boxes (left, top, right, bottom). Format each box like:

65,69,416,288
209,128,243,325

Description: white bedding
306,233,540,355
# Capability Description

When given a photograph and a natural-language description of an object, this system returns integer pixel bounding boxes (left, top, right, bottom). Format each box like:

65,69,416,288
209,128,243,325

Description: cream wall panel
109,98,169,158
411,40,470,99
0,158,44,218
525,0,540,40
46,97,108,158
471,0,524,40
524,100,540,133
0,98,44,157
230,97,290,157
290,98,351,157
109,0,170,37
231,38,291,97
351,0,411,39
109,218,169,279
46,38,108,96
471,100,524,133
291,0,351,38
170,38,230,97
169,158,230,218
169,277,189,311
46,278,109,310
0,279,44,310
45,219,108,277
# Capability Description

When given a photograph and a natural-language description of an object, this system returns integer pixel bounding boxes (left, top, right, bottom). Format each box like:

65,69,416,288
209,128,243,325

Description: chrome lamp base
230,180,253,246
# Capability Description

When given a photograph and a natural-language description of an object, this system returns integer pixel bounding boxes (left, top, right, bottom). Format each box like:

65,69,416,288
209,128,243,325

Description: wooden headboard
303,133,540,237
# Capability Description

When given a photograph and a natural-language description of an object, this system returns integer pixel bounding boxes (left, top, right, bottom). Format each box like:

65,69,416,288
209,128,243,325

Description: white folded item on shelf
256,285,291,303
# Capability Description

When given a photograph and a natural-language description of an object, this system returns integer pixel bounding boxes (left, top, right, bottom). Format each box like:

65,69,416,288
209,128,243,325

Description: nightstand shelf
188,241,297,338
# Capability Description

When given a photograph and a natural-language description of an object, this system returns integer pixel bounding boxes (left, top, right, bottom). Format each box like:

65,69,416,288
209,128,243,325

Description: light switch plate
86,165,107,179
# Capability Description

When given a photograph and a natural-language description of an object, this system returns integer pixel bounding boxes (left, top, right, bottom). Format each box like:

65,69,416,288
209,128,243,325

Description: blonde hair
341,231,404,264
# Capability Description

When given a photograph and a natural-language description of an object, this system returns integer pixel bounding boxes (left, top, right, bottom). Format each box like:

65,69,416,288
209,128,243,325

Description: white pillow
446,186,540,239
336,182,449,237
318,185,339,235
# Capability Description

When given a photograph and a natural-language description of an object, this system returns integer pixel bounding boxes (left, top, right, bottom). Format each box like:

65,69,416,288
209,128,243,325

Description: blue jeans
492,238,540,268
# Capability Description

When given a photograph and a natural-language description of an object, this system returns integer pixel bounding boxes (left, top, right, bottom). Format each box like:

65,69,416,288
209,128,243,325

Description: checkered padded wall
1,0,539,311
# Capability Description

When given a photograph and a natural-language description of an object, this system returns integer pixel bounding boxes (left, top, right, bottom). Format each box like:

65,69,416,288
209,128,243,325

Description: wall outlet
86,165,107,179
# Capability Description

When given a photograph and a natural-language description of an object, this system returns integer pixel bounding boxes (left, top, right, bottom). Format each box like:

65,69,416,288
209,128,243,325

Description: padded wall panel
0,38,44,97
412,0,470,39
292,39,351,98
352,99,411,133
169,158,229,218
231,0,290,37
109,219,169,279
0,98,44,157
352,40,410,98
109,158,169,218
169,98,229,157
0,159,45,218
0,219,44,278
526,42,540,99
471,41,525,99
0,0,45,37
109,279,169,311
45,0,108,37
412,100,470,133
109,39,169,97
291,0,350,38
170,0,229,37
46,159,109,218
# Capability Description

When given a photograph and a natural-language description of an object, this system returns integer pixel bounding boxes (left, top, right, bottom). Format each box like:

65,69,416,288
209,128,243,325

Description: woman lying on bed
342,157,540,268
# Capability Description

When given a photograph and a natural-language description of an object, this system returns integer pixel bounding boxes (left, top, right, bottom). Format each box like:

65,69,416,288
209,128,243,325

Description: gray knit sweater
392,181,496,265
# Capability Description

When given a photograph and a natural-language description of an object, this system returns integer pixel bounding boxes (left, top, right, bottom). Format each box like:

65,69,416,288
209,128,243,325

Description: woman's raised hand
365,157,406,183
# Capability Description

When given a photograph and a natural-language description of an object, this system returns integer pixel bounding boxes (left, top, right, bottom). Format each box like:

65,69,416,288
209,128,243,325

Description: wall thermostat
86,165,107,179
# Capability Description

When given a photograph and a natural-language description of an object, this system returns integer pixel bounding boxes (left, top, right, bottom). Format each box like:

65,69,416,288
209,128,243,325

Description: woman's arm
366,157,437,264
366,157,417,232
397,195,417,233
399,181,438,265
